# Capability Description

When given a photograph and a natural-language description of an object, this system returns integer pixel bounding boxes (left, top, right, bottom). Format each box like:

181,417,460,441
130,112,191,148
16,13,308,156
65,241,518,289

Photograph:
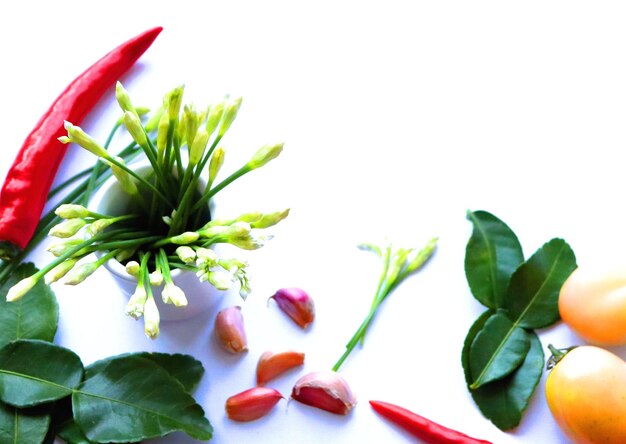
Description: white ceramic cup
89,162,216,321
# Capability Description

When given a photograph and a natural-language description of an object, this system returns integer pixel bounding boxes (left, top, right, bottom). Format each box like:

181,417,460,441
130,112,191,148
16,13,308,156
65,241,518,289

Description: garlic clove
291,370,356,415
269,287,315,329
225,387,283,422
256,350,305,386
214,306,248,354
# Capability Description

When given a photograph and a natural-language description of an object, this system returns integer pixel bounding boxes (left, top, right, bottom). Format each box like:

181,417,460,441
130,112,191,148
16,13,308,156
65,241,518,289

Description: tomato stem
547,344,577,370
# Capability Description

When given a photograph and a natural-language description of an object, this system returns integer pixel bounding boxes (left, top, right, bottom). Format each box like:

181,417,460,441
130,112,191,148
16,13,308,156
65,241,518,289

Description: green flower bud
205,101,225,136
189,129,209,166
116,248,136,263
64,261,99,285
145,106,164,133
45,259,78,284
115,81,138,118
61,121,110,159
208,146,225,186
55,204,90,219
406,237,438,274
247,142,284,170
48,218,87,238
6,275,38,302
184,104,201,149
218,97,243,138
157,111,169,156
123,111,149,149
229,233,273,250
86,218,116,236
47,239,83,257
250,209,290,229
175,246,196,264
169,231,200,245
110,156,138,196
167,85,185,122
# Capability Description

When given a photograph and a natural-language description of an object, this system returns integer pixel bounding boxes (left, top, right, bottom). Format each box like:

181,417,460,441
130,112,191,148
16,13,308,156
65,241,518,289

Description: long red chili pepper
0,26,162,256
370,400,492,444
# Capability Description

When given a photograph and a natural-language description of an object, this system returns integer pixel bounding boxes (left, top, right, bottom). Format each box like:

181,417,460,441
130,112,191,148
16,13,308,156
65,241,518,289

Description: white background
2,1,626,443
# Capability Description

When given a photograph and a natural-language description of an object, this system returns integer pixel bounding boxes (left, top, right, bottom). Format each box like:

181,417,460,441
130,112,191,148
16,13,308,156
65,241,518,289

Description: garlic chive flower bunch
7,82,288,339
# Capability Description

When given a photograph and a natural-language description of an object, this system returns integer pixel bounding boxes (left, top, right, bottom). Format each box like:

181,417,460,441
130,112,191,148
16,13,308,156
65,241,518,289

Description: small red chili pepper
370,400,492,444
0,26,162,255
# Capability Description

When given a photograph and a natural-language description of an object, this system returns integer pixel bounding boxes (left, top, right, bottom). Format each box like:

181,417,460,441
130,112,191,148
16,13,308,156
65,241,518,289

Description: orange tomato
559,265,626,345
545,345,626,444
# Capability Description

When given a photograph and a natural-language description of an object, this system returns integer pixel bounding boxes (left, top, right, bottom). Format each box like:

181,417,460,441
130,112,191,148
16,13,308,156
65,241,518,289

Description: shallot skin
226,387,283,422
270,287,315,329
291,370,356,415
214,306,248,354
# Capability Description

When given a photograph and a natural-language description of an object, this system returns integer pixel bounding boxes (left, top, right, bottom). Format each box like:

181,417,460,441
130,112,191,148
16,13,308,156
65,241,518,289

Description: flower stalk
332,237,438,371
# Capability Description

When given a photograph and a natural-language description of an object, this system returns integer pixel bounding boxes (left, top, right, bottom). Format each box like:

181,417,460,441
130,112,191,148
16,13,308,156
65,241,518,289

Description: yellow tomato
559,265,626,345
545,345,626,444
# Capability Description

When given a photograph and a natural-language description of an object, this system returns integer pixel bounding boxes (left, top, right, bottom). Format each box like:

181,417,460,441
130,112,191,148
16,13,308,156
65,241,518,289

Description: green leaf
57,419,94,444
462,309,494,383
465,211,524,308
503,238,577,329
73,355,212,442
86,352,204,393
0,401,51,444
0,263,58,348
468,330,544,430
0,340,83,407
469,311,531,389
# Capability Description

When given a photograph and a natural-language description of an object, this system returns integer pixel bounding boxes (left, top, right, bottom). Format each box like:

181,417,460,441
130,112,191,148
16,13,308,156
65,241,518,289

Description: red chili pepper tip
369,400,493,444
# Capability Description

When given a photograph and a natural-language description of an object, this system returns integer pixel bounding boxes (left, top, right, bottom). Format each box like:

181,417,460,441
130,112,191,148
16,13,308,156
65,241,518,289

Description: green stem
190,165,251,215
31,229,124,281
106,156,173,207
333,308,379,372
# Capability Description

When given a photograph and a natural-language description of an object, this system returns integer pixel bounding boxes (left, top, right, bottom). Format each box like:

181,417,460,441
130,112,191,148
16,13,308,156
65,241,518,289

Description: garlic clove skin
225,387,283,422
214,306,248,354
256,350,305,386
291,370,356,415
270,287,315,329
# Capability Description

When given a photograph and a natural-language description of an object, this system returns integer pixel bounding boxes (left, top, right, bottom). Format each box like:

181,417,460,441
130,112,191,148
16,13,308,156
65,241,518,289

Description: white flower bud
125,261,141,277
126,284,147,319
149,270,164,287
6,276,38,302
143,295,160,339
175,246,196,264
208,270,232,290
162,283,188,307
